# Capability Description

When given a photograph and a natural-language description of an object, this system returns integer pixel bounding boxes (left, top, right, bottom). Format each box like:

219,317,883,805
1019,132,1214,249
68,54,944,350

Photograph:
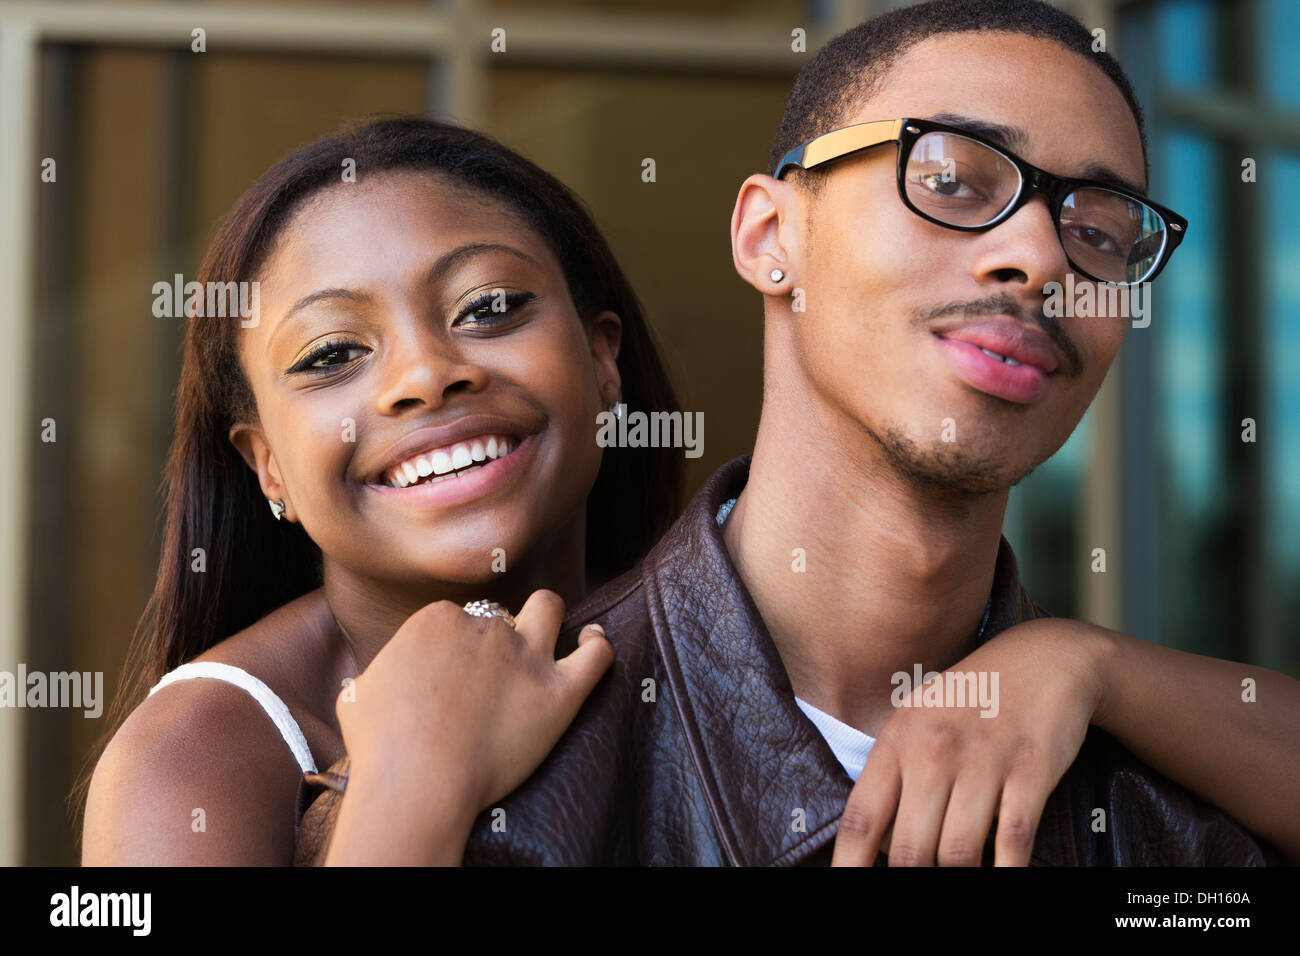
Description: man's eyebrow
271,241,540,349
923,112,1028,152
1073,162,1148,198
922,112,1147,197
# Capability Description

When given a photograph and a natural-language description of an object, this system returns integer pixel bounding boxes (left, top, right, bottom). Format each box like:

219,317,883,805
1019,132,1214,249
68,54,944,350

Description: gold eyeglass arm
784,118,906,175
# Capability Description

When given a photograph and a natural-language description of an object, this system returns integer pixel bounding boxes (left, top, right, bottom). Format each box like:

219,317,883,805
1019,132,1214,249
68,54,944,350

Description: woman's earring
769,268,785,283
269,498,286,521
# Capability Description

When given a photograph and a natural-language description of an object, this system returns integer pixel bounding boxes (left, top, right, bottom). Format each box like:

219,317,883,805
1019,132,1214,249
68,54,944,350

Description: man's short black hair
769,0,1149,186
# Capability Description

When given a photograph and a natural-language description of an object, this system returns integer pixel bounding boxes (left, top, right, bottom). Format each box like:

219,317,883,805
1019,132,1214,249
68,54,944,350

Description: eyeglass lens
904,130,1167,284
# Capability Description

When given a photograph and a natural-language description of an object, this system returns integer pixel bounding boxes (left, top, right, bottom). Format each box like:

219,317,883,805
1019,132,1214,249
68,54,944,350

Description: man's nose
967,193,1070,293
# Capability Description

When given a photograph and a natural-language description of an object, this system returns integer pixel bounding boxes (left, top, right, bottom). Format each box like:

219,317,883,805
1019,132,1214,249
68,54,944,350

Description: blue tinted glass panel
1263,0,1300,110
1263,150,1300,672
1155,0,1219,91
1155,133,1224,514
1151,131,1228,656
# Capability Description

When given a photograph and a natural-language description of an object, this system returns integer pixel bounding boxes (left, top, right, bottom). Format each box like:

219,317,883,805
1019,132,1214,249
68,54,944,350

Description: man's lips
934,320,1061,374
929,316,1063,405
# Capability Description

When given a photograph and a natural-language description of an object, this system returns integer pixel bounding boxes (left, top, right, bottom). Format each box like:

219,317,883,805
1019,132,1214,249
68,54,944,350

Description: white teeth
382,433,519,487
978,346,1022,366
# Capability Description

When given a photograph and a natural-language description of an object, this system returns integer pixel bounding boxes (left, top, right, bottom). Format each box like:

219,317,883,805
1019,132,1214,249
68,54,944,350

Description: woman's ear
228,423,293,520
731,172,801,296
587,310,623,404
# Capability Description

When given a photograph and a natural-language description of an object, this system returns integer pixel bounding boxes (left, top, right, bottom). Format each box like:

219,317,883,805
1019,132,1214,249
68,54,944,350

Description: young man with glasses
297,0,1298,866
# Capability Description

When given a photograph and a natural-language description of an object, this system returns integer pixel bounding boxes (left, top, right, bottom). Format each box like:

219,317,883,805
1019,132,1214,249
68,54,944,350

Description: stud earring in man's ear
269,498,286,520
769,268,785,283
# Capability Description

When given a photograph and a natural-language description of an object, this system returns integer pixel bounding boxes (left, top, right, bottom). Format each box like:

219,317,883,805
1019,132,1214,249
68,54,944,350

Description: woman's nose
371,326,488,414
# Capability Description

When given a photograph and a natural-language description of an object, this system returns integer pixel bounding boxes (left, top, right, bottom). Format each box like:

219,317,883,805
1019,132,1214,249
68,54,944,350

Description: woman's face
229,169,621,586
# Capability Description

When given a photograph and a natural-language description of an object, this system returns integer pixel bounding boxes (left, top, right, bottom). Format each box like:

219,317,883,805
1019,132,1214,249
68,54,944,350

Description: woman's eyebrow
271,241,540,349
426,241,539,282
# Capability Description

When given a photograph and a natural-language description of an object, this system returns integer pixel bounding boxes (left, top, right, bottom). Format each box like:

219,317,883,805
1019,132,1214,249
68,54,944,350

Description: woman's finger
992,772,1052,866
886,761,955,866
831,745,901,867
511,589,566,649
554,624,615,706
936,766,1003,866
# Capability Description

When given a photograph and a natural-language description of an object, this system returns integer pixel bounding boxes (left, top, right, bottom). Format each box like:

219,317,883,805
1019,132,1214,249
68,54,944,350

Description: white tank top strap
148,661,318,775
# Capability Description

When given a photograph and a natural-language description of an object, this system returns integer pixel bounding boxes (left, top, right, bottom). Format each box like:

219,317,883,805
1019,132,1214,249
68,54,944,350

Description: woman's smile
363,429,540,510
380,433,518,488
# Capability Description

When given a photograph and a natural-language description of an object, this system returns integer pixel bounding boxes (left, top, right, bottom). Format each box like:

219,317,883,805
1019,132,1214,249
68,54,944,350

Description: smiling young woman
73,116,683,865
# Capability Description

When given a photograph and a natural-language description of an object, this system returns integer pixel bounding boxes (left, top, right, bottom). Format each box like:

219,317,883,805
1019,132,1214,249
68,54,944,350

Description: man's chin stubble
866,421,1044,496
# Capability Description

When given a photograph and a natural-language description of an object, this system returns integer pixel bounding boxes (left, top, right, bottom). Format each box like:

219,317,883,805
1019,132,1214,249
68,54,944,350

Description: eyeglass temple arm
774,118,906,179
1127,230,1166,266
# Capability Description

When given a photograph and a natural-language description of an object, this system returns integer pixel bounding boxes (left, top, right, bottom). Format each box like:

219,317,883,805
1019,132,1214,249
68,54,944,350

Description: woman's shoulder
84,660,301,862
190,588,346,721
83,590,349,863
183,588,350,771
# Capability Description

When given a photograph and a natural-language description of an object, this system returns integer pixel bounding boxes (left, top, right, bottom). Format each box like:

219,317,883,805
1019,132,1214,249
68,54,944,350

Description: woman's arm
85,591,612,866
1087,621,1300,862
322,753,479,866
82,679,306,865
831,617,1300,866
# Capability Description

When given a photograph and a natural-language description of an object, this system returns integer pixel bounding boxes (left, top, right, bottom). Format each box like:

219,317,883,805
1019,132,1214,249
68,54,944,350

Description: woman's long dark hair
70,115,683,839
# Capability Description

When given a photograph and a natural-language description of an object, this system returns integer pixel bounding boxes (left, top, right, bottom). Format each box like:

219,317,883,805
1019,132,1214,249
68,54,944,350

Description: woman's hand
831,618,1111,867
325,590,612,865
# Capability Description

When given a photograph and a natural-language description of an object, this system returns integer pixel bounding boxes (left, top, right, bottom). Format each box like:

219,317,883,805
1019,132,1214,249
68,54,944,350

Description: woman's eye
290,341,367,374
454,291,536,328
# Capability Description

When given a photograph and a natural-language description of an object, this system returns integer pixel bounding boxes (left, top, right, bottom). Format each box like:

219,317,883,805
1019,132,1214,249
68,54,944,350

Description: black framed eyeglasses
774,117,1188,287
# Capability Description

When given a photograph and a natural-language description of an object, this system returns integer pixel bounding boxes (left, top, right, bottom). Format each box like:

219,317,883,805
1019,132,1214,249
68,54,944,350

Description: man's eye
454,291,536,328
290,341,366,374
1070,225,1122,254
922,172,969,196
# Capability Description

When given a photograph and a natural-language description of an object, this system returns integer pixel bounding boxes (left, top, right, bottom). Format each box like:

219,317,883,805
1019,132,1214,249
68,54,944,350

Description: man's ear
228,422,293,520
587,310,623,405
731,173,802,296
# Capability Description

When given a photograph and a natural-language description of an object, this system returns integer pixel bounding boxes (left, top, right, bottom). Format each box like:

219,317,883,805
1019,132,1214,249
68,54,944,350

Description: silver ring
462,600,517,628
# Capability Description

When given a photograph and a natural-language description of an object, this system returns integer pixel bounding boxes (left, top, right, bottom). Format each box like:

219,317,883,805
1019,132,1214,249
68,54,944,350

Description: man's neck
722,395,1009,738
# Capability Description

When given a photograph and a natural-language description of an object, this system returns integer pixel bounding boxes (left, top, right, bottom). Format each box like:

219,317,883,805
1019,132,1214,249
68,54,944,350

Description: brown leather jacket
295,455,1279,866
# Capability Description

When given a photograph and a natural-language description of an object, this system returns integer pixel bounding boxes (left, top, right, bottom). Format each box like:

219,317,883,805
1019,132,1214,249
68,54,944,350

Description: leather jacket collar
632,453,1042,865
